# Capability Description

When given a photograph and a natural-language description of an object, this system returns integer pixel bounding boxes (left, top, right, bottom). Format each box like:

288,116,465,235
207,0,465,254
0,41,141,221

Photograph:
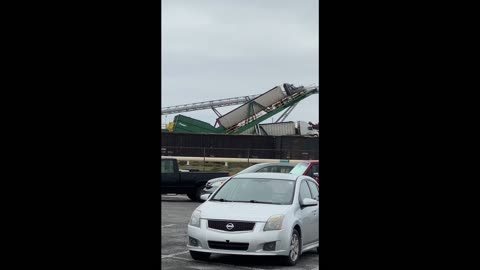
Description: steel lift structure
162,94,260,116
162,83,318,135
223,85,318,134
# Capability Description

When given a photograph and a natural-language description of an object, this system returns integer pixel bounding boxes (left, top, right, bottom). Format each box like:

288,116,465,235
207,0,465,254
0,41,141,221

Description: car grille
208,241,249,251
207,220,255,232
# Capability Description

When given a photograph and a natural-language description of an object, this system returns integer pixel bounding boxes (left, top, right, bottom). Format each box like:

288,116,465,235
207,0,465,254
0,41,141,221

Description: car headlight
264,214,284,231
211,181,224,187
189,210,201,227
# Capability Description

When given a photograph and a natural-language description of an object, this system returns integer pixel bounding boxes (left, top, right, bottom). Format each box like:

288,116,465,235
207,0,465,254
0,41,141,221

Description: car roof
295,160,319,164
252,162,296,167
232,172,300,181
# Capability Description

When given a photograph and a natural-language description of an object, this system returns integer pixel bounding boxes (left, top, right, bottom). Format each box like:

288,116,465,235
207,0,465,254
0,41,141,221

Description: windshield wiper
248,200,279,204
210,198,234,202
210,199,279,204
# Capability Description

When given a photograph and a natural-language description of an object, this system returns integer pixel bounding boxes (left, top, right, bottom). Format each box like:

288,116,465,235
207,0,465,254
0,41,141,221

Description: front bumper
187,219,290,256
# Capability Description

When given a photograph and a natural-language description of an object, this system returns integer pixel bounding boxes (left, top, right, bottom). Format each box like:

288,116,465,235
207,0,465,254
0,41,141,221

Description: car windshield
211,177,295,205
236,164,265,174
290,162,309,175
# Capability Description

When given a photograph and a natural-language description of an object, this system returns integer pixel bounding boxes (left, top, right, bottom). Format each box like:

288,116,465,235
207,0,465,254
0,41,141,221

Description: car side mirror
200,194,210,201
301,198,318,207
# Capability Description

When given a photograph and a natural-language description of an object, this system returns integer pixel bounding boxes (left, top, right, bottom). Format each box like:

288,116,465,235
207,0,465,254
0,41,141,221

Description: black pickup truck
161,158,230,201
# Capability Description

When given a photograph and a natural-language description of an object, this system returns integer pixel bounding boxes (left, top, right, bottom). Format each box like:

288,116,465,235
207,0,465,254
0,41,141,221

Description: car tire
282,228,301,266
187,193,196,201
189,250,211,261
195,185,205,201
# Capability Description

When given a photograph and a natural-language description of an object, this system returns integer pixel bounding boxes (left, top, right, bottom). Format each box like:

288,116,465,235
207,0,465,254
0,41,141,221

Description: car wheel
189,250,211,261
195,185,205,201
282,228,301,266
187,193,196,201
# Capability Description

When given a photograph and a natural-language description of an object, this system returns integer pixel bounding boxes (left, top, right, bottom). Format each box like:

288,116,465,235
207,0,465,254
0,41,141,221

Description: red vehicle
290,160,319,184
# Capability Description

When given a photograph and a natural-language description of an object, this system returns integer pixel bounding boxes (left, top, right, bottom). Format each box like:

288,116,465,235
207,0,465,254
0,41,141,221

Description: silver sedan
187,172,319,266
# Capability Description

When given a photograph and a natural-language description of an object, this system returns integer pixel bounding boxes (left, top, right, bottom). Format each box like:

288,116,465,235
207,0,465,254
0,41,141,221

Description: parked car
161,158,229,201
187,172,319,266
289,160,319,184
202,162,296,197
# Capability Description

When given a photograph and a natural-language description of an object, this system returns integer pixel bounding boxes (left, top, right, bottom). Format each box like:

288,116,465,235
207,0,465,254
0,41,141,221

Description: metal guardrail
163,156,307,164
161,146,317,160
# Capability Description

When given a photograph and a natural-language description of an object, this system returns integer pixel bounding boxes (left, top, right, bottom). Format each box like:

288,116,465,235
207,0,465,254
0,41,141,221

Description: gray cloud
162,0,319,126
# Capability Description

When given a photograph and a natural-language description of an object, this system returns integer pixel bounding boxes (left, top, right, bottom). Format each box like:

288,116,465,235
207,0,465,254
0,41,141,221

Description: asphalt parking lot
161,194,319,270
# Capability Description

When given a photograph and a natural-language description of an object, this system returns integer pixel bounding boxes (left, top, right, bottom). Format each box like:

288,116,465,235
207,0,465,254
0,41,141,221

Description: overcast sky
161,0,319,126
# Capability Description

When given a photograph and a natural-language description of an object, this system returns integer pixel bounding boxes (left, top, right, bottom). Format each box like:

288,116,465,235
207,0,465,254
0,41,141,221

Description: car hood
198,201,291,222
207,176,231,183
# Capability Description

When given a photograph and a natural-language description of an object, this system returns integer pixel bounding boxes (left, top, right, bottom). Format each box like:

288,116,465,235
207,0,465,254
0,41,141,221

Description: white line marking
167,255,268,270
161,224,176,228
168,256,190,261
161,250,190,258
164,234,187,238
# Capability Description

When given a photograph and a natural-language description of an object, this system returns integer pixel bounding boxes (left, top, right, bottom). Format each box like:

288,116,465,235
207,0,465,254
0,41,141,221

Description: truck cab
161,158,230,201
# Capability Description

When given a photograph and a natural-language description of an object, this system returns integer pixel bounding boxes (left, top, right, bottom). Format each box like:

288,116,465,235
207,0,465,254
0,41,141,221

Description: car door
310,164,319,183
298,180,317,245
306,180,319,242
161,159,178,193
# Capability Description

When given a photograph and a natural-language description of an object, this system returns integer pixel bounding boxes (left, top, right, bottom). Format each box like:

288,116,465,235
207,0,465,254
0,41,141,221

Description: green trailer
172,115,225,134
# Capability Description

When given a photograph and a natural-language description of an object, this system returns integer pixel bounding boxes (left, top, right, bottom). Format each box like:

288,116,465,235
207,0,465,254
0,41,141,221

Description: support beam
276,102,298,123
162,94,259,115
211,107,222,117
